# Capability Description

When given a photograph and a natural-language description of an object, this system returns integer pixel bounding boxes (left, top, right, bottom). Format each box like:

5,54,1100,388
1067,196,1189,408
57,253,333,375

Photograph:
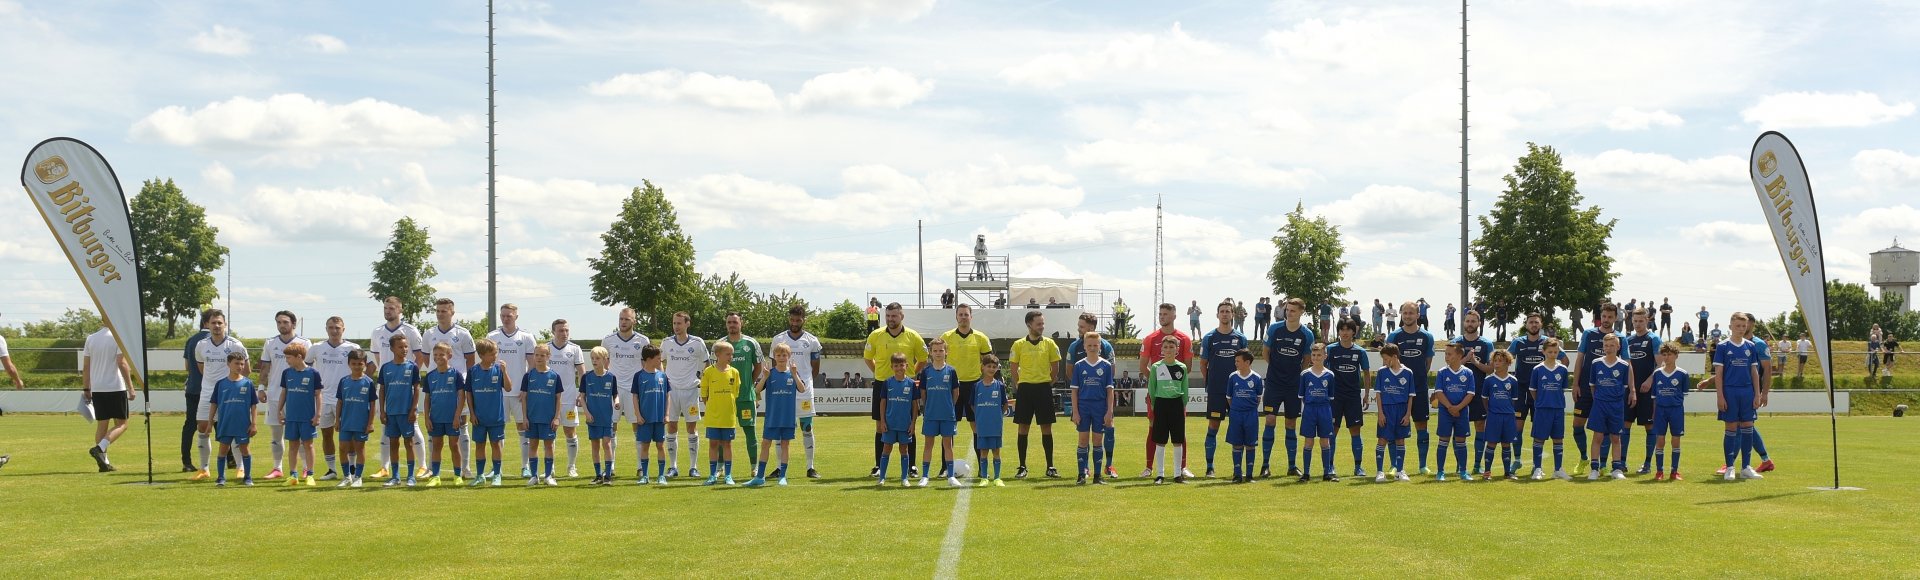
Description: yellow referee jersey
864,327,928,376
940,328,993,382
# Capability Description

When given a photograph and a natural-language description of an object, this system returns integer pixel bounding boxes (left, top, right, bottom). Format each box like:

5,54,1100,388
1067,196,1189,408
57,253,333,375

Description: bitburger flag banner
19,138,148,389
1748,131,1845,489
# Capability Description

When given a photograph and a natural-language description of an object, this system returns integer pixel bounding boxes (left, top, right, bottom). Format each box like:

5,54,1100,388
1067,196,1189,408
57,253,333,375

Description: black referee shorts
1013,383,1056,426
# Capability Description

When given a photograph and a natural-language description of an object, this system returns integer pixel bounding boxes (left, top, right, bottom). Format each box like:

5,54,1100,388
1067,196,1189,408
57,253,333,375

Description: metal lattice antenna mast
1154,193,1165,307
486,0,499,330
1459,0,1471,316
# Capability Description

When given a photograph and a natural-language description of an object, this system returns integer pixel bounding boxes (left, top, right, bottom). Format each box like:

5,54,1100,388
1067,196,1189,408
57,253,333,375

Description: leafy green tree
131,178,225,338
1469,143,1618,324
1818,280,1920,340
1267,202,1350,309
19,308,104,340
367,217,437,325
588,181,701,336
1104,308,1139,340
822,299,867,340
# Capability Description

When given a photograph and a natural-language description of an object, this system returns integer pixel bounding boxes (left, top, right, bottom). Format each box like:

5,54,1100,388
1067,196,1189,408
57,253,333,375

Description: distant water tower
1872,239,1920,312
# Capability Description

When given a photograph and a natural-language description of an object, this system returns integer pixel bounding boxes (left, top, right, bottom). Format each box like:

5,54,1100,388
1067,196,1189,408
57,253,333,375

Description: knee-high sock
1655,446,1665,472
196,432,212,470
667,433,679,469
1040,433,1054,468
1416,429,1430,470
1172,445,1185,477
1301,443,1313,475
520,436,532,470
687,432,701,472
1391,443,1406,472
1351,433,1364,469
1670,449,1681,472
1643,429,1658,465
1017,433,1030,467
1230,447,1244,478
875,432,885,469
1471,433,1484,472
1499,446,1511,474
1532,442,1544,471
742,420,760,466
1260,424,1276,470
1284,427,1298,471
904,432,915,473
1205,426,1220,469
607,434,617,472
1738,426,1755,467
566,436,580,471
803,429,817,468
1723,429,1738,468
1076,446,1088,477
270,424,286,470
1103,424,1115,466
1375,443,1386,473
1553,443,1564,471
1572,426,1588,461
1320,446,1334,475
1619,429,1633,466
1154,445,1166,478
1452,441,1467,473
1749,426,1769,461
1436,439,1448,472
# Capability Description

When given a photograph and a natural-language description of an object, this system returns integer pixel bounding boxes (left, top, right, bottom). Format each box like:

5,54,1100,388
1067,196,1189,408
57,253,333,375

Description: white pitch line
934,486,972,580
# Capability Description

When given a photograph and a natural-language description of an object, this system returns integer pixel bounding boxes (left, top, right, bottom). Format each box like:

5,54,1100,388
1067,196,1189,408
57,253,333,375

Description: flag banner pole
1747,131,1857,491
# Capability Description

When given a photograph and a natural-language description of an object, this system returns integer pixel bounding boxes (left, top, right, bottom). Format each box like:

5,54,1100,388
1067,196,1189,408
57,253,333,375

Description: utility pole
917,219,924,308
486,0,499,330
1459,0,1471,315
1154,194,1165,308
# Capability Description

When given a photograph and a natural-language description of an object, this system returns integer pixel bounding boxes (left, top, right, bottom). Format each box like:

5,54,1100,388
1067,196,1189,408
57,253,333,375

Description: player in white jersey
548,319,588,477
603,307,651,479
660,311,708,478
189,309,249,481
368,296,426,480
483,303,537,474
257,310,311,480
420,298,478,474
771,305,824,478
307,316,358,479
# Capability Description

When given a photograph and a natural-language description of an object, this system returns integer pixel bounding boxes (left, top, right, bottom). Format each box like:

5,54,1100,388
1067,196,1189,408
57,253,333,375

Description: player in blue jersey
1432,344,1477,481
334,350,377,488
520,344,564,486
1261,297,1315,479
1624,308,1664,474
1743,323,1778,475
633,345,670,485
1505,313,1563,474
1386,301,1436,474
1197,301,1247,478
1372,344,1414,483
1298,344,1339,482
751,343,806,487
917,339,963,487
376,335,421,487
421,343,468,487
275,342,323,486
1478,350,1520,480
579,347,619,485
878,353,917,486
1571,303,1623,465
1649,343,1690,481
974,354,1010,487
211,352,258,486
1530,338,1572,480
1066,313,1119,480
1586,334,1634,480
1069,333,1117,485
464,339,512,487
1450,310,1495,477
1224,350,1263,483
1714,313,1767,480
1326,320,1372,476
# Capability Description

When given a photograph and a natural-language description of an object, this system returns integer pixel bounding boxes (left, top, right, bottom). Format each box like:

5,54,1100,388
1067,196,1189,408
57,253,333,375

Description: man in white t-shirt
257,311,311,480
660,311,707,478
420,298,478,474
368,296,425,480
603,307,650,479
0,333,23,390
1795,332,1813,379
483,303,536,474
83,326,134,472
307,316,358,480
548,319,588,478
190,310,249,480
772,305,824,478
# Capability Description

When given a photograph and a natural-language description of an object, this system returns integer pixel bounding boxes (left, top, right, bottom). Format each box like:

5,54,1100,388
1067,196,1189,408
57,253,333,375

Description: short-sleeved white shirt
83,328,126,393
547,341,587,398
420,324,478,377
307,339,359,399
259,334,311,395
0,334,11,359
662,334,708,392
369,322,423,367
196,335,250,393
603,331,651,389
484,327,536,387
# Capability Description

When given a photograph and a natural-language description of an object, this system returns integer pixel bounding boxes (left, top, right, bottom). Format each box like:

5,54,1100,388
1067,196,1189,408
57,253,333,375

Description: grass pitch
0,413,1914,577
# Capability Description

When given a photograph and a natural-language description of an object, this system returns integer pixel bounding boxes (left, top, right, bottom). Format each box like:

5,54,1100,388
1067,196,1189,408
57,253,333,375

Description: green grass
1,414,1915,576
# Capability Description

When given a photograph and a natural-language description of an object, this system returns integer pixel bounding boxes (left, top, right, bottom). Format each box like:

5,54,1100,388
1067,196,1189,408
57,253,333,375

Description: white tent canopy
1009,264,1081,307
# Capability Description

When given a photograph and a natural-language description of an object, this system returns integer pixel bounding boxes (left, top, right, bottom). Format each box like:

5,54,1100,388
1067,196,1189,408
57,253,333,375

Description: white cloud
1066,139,1316,189
130,93,476,149
0,238,61,264
190,25,251,56
1000,23,1224,89
1606,107,1684,131
201,161,234,193
1307,185,1454,233
1837,205,1920,243
1570,150,1746,187
1360,259,1449,281
303,34,347,53
668,174,848,230
502,247,589,274
744,0,937,32
789,67,933,110
1680,220,1770,246
587,69,782,112
1741,91,1916,128
1853,149,1920,190
234,286,326,304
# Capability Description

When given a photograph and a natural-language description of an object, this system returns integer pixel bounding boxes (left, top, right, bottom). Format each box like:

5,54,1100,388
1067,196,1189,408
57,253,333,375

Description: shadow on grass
1694,490,1814,505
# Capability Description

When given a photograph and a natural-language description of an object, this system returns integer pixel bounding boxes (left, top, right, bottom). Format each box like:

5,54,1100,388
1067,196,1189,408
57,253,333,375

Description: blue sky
4,0,1919,339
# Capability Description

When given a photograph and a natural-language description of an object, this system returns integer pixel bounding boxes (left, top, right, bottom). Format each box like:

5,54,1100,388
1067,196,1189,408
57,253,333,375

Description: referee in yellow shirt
1009,310,1062,478
941,304,993,475
864,303,927,478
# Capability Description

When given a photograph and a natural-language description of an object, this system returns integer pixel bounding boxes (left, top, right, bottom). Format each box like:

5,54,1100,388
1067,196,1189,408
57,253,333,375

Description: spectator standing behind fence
1187,301,1202,336
1867,325,1882,378
1795,333,1811,379
1233,301,1248,333
1885,335,1899,379
1253,298,1271,342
